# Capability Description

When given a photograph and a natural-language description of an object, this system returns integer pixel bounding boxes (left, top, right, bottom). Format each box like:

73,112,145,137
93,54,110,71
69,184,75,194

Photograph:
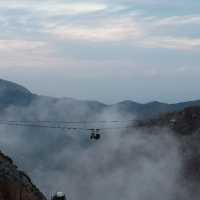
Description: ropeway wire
0,119,136,124
0,121,135,131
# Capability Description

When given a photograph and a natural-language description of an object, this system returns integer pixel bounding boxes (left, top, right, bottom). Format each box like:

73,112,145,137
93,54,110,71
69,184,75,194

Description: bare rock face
0,151,47,200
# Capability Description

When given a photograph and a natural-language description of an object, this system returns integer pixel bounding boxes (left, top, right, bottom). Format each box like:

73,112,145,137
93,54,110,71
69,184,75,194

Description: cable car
52,192,66,200
90,129,101,140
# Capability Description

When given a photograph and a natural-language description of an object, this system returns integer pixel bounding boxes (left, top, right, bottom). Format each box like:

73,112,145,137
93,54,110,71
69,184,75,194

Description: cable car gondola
52,192,66,200
90,129,101,140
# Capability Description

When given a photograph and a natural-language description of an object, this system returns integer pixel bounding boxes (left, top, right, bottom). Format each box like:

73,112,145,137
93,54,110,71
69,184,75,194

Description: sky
0,0,200,104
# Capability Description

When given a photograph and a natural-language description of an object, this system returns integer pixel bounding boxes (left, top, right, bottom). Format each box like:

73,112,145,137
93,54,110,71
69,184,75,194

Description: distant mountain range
1,78,200,199
1,78,200,119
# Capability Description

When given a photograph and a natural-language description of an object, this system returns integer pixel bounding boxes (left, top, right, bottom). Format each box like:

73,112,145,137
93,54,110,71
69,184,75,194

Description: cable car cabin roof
56,192,65,197
52,192,66,200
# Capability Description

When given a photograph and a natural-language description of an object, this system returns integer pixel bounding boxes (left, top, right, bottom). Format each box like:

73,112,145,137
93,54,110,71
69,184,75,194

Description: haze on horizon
0,0,200,104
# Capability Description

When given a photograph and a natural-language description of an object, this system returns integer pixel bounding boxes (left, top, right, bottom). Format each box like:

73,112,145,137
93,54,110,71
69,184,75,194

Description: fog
0,98,194,200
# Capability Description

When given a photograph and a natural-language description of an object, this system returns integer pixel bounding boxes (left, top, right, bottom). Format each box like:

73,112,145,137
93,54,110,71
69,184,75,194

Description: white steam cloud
0,98,196,200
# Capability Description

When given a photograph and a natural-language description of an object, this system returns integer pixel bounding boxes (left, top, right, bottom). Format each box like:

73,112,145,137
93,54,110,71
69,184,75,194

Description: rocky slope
136,106,200,193
136,106,200,135
0,150,46,200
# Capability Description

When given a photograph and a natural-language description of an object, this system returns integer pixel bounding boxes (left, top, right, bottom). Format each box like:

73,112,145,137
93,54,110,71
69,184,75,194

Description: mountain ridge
0,79,35,107
1,79,200,118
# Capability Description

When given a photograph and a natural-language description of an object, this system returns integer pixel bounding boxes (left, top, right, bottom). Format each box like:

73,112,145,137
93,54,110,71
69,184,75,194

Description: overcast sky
0,0,200,103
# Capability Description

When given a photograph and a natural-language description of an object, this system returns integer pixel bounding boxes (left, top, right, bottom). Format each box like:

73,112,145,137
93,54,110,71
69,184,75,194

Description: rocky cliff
0,151,46,200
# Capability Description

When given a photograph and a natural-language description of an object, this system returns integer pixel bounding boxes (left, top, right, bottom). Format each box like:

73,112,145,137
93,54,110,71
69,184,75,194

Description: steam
0,97,193,200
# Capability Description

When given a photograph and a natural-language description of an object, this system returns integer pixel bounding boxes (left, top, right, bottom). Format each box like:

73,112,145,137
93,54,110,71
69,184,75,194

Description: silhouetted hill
0,79,35,107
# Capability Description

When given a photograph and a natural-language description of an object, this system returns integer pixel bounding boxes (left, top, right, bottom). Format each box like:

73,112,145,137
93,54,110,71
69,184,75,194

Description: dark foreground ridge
0,150,46,200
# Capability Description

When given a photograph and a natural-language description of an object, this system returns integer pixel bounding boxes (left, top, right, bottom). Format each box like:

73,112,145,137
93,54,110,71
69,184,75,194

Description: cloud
0,0,198,50
0,0,199,73
150,15,200,27
140,37,200,50
46,3,107,15
0,1,108,16
0,101,185,200
0,40,45,51
46,18,143,42
0,39,65,68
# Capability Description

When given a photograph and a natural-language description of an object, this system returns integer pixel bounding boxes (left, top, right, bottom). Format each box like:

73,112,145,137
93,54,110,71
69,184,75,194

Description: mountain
136,106,200,135
2,79,200,199
0,79,35,107
1,78,200,119
112,100,200,118
136,106,200,187
0,150,46,200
